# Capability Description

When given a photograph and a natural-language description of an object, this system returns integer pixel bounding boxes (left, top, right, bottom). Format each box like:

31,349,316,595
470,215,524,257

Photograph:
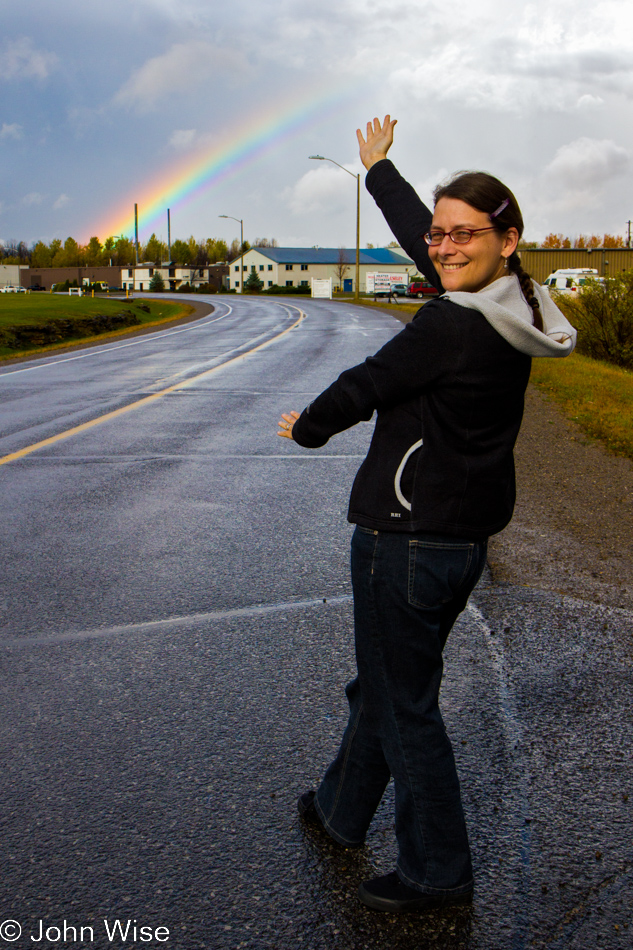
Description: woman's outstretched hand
357,115,397,171
277,410,300,439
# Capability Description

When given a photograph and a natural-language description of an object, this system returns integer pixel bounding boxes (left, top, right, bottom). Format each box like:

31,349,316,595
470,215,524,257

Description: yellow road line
0,305,306,468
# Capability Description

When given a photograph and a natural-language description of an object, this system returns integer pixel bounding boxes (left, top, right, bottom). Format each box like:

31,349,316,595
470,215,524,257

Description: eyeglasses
423,227,497,246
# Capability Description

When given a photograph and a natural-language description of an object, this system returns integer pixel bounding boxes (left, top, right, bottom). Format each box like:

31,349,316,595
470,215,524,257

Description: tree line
0,234,279,267
519,233,628,249
4,229,626,267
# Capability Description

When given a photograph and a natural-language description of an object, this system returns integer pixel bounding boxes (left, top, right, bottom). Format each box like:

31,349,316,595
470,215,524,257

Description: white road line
1,594,354,648
0,304,306,467
0,303,234,378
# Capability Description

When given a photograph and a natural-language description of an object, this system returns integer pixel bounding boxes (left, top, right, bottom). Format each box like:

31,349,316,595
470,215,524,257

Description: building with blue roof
232,245,415,293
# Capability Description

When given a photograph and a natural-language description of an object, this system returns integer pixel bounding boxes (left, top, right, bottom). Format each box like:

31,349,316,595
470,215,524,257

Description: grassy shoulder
0,296,196,360
353,298,423,316
529,351,633,461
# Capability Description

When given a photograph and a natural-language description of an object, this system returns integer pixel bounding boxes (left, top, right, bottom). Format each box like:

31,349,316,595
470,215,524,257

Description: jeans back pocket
408,539,474,609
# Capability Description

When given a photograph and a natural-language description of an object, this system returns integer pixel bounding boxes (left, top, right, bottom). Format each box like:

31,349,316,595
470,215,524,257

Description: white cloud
284,164,361,216
0,37,57,81
413,169,450,208
53,194,69,210
390,40,633,113
543,138,629,190
533,138,631,217
113,42,250,111
135,0,208,23
0,122,23,140
382,3,633,114
576,94,605,110
23,192,44,206
169,128,197,150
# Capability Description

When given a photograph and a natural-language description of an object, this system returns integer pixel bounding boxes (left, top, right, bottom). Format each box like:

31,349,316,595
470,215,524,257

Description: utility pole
627,220,631,248
309,155,360,302
134,203,139,265
219,215,244,293
167,209,171,261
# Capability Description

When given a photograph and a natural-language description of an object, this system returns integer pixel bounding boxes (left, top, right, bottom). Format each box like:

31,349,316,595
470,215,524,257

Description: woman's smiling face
429,197,519,293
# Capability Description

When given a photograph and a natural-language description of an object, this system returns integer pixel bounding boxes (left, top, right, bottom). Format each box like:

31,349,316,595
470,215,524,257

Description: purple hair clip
490,198,509,219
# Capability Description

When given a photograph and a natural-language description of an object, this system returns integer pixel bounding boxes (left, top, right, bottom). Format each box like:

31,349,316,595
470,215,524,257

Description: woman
278,116,575,913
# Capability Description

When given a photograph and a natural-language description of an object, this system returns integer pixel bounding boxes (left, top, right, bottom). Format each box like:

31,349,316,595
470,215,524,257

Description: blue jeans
314,526,488,895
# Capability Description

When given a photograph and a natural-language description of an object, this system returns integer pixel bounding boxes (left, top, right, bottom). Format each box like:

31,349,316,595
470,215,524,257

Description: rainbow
94,83,359,242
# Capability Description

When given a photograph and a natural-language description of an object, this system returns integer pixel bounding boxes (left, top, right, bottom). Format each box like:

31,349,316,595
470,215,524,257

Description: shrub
52,279,79,292
0,310,140,348
262,284,311,295
554,270,633,369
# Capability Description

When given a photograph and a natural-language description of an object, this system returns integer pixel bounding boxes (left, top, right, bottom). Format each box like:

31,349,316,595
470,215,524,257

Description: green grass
0,296,194,359
359,298,423,312
530,351,633,461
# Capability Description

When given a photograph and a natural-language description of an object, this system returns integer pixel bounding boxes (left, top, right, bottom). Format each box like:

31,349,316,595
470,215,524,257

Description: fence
519,248,633,284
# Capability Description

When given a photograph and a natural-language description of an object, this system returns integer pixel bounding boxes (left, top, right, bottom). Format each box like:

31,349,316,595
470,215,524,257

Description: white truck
542,268,603,294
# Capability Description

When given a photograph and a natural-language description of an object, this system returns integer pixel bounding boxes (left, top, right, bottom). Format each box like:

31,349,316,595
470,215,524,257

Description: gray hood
444,275,576,358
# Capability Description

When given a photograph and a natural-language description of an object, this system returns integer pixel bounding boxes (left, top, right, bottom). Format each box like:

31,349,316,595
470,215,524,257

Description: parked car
0,285,18,293
407,280,439,298
543,268,604,294
374,282,408,298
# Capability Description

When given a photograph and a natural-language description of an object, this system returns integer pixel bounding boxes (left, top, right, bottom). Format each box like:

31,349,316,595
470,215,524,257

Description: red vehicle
407,280,439,298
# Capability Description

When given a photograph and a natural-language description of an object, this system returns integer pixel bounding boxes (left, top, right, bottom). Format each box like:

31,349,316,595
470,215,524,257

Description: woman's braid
507,252,544,332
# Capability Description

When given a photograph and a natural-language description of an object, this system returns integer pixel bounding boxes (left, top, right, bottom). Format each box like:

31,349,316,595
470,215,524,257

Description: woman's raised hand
277,410,300,439
357,115,397,171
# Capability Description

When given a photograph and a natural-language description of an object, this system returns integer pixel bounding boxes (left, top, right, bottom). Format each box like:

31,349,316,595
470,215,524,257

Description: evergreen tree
228,238,251,261
170,239,191,264
85,236,103,265
144,233,167,264
62,236,82,266
31,241,53,267
149,272,165,292
49,238,64,266
205,238,229,262
244,266,263,292
113,237,136,265
186,235,199,263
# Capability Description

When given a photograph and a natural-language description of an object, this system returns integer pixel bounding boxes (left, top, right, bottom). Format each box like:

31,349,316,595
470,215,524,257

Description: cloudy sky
2,0,633,250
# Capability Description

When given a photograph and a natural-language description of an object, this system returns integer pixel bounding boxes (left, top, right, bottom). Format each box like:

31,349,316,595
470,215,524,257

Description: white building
121,263,228,292
0,264,28,288
230,246,414,293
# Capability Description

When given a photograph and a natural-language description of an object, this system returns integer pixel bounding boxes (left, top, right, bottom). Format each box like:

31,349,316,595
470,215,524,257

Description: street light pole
219,215,244,293
309,155,360,303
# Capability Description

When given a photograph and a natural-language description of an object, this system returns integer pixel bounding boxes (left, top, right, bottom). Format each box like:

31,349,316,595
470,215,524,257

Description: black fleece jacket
292,160,531,539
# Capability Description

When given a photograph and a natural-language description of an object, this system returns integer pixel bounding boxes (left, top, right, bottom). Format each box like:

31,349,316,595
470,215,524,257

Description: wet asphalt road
0,295,631,950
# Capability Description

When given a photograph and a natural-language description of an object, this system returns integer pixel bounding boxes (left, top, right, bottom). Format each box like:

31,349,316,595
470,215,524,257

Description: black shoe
358,872,473,913
297,790,321,826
